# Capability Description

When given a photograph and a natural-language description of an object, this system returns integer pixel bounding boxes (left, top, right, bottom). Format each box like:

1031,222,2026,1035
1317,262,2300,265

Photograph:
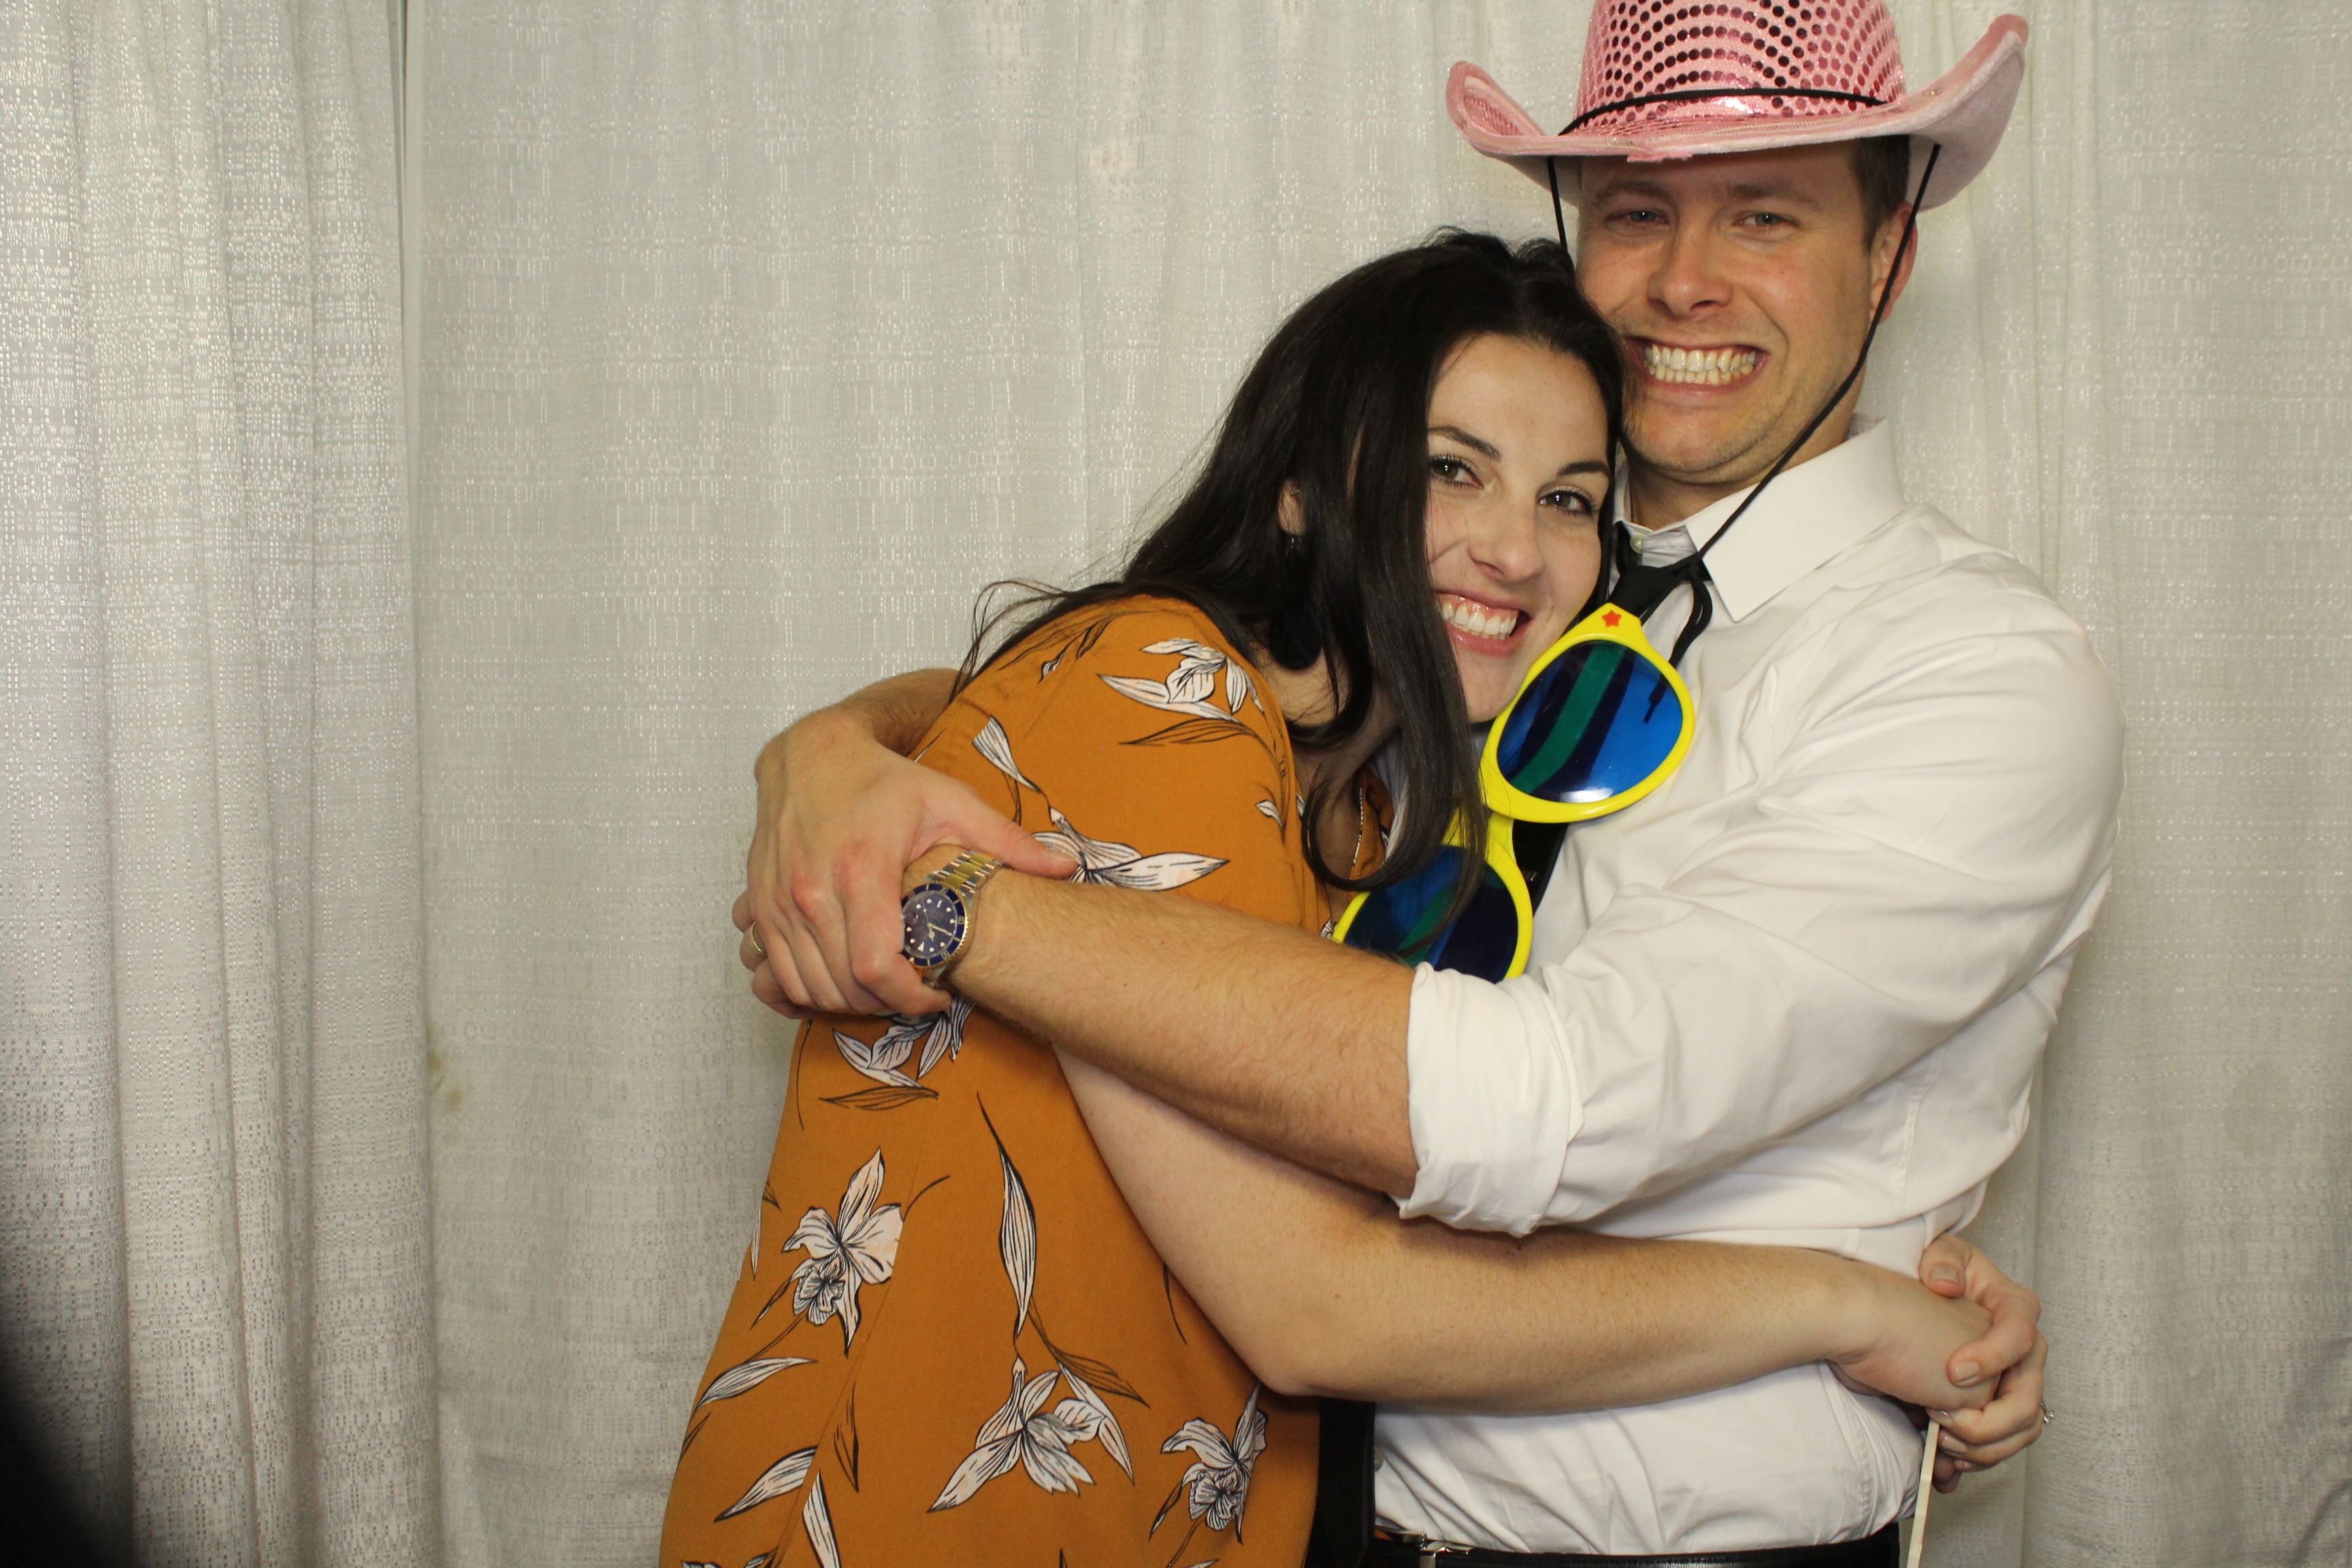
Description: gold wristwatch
899,851,1005,985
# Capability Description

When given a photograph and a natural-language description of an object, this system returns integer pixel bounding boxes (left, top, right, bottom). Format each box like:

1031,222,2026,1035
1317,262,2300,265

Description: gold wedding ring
746,926,768,961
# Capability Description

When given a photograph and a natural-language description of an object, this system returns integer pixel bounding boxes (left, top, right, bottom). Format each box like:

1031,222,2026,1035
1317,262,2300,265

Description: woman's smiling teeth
1438,593,1523,644
1643,342,1760,386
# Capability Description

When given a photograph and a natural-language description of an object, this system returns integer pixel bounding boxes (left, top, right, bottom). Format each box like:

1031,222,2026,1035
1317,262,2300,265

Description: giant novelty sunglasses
1330,600,1693,980
1335,138,1946,982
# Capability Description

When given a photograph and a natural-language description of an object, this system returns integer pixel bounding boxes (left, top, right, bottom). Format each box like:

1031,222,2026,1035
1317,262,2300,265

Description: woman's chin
1456,674,1518,728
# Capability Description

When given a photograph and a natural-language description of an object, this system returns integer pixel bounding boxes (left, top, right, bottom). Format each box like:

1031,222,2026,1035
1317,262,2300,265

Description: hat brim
1447,14,2025,210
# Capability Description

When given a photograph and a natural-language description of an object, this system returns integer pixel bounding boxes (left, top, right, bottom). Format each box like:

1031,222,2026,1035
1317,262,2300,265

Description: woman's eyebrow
1428,423,1501,459
1557,459,1612,479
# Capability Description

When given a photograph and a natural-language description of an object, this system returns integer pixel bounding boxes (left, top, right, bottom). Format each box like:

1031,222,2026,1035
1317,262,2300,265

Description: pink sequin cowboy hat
1447,0,2026,209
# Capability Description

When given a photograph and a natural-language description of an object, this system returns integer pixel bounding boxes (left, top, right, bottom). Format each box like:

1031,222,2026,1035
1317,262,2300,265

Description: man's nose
1649,222,1731,316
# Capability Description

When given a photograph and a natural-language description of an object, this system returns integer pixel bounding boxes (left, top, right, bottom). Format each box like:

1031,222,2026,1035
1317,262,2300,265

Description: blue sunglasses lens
1493,638,1684,806
1343,846,1521,982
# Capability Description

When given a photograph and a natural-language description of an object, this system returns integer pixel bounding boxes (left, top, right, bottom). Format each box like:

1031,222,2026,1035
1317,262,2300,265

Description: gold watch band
931,849,1004,902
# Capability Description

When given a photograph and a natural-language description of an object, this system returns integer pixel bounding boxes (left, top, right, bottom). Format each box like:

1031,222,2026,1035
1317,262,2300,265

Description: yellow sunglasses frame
1330,811,1533,979
1478,601,1697,825
1328,603,1695,982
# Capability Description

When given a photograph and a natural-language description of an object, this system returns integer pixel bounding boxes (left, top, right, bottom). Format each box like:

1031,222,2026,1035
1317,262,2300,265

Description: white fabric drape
411,2,2352,1564
0,0,434,1561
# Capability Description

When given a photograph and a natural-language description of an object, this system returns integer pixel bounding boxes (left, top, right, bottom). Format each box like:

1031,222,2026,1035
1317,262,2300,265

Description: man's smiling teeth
1644,343,1760,385
1439,594,1521,642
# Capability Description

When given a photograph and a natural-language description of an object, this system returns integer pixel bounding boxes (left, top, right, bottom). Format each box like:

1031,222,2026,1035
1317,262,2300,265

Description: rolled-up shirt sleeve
1401,590,2123,1237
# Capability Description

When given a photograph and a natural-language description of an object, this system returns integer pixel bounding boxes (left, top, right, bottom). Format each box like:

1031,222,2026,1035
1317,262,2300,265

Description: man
736,0,2113,1558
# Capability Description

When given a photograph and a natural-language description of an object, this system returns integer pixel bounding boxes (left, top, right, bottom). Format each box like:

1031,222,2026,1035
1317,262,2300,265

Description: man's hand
1914,1231,2049,1491
737,677,1073,1018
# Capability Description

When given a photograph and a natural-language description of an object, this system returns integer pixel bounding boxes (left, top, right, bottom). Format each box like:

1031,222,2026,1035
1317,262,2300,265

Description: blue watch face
902,885,968,966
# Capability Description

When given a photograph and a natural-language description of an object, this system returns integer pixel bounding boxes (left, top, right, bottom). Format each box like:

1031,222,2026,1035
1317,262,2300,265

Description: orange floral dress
661,597,1338,1568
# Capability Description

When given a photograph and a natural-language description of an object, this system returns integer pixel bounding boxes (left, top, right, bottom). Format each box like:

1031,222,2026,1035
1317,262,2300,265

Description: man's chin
1623,429,1777,495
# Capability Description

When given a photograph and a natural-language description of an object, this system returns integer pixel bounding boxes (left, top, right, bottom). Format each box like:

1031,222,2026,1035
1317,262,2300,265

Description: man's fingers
749,961,812,1019
785,872,893,1015
942,800,1073,880
774,915,858,1015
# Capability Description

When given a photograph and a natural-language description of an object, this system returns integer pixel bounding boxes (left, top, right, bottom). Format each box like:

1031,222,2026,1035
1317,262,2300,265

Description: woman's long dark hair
964,230,1624,898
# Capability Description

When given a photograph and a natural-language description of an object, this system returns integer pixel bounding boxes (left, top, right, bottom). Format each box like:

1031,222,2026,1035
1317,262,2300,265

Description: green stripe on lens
1509,643,1625,792
1394,877,1457,960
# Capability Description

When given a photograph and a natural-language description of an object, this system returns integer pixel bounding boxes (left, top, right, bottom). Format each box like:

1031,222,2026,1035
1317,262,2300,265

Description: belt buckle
1413,1541,1468,1566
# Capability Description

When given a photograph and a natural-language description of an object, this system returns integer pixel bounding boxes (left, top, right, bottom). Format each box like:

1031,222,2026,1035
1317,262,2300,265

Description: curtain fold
0,0,434,1561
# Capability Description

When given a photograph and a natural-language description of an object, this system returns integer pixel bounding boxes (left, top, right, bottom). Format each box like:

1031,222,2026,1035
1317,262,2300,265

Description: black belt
1362,1522,1900,1568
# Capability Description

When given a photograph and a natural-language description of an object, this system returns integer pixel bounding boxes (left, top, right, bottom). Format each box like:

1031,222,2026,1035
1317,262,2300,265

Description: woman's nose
1463,500,1544,582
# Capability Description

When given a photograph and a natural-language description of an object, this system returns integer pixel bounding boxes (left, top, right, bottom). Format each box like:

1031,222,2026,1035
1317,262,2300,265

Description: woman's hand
1831,1235,2048,1492
1913,1232,2049,1490
736,681,1073,1019
1827,1266,1997,1416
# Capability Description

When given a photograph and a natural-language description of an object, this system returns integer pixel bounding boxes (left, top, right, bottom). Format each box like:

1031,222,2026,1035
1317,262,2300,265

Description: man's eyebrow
1588,176,1674,202
1723,181,1821,206
1429,424,1501,459
1588,176,1820,207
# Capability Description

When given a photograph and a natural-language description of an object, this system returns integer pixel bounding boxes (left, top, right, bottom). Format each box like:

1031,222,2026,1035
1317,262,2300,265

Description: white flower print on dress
781,1151,902,1350
802,1473,843,1568
1033,806,1226,891
929,1356,1102,1509
693,1356,813,1412
1153,1386,1268,1558
822,997,975,1111
713,1445,816,1521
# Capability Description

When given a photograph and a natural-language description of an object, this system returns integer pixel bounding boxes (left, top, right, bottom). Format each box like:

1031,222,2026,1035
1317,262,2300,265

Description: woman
662,233,2012,1567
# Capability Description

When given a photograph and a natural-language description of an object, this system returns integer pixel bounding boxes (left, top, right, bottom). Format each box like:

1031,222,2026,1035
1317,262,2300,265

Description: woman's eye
1429,455,1476,485
1544,488,1597,514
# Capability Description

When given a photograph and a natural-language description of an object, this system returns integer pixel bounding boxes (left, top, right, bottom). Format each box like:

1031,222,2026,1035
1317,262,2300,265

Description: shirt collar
1613,417,1908,623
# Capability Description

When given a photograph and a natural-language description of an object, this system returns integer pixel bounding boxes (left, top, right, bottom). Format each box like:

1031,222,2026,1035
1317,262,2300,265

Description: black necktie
1608,520,1715,668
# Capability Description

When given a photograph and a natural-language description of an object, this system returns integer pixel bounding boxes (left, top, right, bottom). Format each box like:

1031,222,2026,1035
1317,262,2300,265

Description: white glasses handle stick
1904,1420,1939,1568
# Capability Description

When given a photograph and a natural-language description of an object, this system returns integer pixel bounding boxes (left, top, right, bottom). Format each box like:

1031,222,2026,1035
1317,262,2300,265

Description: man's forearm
766,668,957,772
947,864,1419,1194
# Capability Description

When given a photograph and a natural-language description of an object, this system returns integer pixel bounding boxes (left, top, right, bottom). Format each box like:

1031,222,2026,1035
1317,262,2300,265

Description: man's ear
1278,482,1305,537
1872,206,1921,312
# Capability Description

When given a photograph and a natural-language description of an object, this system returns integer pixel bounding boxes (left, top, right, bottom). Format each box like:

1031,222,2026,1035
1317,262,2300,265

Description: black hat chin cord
1607,139,1942,668
1546,157,1573,259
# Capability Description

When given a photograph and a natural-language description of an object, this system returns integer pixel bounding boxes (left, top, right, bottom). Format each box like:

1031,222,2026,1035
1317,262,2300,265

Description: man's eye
1610,207,1667,226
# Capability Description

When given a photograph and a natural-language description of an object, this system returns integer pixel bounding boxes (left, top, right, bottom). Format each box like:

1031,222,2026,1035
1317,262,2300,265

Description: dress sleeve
919,601,1314,930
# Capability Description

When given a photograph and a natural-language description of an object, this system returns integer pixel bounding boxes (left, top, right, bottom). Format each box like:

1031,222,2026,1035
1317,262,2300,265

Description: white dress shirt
1375,420,2124,1554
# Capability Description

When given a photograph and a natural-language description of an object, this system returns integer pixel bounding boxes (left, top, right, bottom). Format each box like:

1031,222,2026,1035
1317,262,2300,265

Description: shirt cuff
1396,963,1584,1236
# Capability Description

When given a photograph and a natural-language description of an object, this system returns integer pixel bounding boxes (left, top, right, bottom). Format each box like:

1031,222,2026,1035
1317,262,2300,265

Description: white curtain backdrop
0,0,434,1563
2,1,2343,1565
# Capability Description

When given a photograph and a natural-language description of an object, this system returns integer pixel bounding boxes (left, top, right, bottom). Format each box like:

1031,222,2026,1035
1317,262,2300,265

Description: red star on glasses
1602,610,1623,628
